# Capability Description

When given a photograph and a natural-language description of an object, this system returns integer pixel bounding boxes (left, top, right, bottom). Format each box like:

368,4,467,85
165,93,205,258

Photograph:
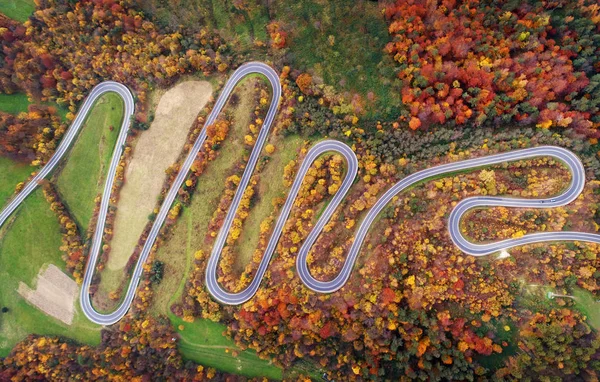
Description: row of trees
41,181,86,283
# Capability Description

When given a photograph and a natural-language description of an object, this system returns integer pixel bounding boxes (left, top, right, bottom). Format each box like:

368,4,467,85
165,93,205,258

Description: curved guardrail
1,62,599,325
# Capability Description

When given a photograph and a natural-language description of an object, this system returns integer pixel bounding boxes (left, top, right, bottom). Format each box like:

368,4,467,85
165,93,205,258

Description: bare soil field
17,264,78,325
106,81,213,271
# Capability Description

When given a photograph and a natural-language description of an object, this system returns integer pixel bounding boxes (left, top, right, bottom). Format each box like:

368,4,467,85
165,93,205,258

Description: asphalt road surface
296,145,600,294
0,81,135,325
79,62,284,324
0,81,134,229
1,62,599,325
205,139,358,304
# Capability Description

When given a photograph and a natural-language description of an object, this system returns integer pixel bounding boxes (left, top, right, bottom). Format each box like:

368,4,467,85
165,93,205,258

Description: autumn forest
0,0,600,381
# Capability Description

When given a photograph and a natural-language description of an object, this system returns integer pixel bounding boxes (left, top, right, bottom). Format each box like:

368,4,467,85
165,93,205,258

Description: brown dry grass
106,81,213,271
17,264,78,325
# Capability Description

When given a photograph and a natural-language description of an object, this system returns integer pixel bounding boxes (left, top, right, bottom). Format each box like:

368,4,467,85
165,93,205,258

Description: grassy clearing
572,288,600,330
136,0,401,120
0,93,31,114
275,1,400,119
172,314,282,379
0,0,35,23
137,0,268,51
93,267,125,313
0,188,101,356
0,92,70,122
54,93,123,232
0,158,33,207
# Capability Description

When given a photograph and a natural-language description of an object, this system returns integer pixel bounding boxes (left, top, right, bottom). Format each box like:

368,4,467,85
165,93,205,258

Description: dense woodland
1,0,599,380
385,0,600,136
1,315,235,380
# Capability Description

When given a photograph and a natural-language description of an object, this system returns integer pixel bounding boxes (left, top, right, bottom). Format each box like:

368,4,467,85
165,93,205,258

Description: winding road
1,62,600,325
298,145,600,294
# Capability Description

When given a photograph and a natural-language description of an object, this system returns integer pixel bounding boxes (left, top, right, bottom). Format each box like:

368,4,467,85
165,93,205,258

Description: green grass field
0,85,120,358
572,288,600,330
0,189,101,356
0,92,70,121
136,0,402,121
0,158,33,207
54,93,123,232
172,314,282,379
0,0,35,23
211,1,268,50
233,135,302,269
275,0,400,120
0,93,37,208
0,93,31,115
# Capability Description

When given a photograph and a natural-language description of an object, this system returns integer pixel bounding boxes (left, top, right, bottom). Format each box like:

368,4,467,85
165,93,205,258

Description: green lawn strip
93,267,128,314
0,157,33,207
0,188,101,356
150,210,195,316
54,92,123,232
231,134,303,270
572,287,600,330
171,313,282,380
0,0,35,23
